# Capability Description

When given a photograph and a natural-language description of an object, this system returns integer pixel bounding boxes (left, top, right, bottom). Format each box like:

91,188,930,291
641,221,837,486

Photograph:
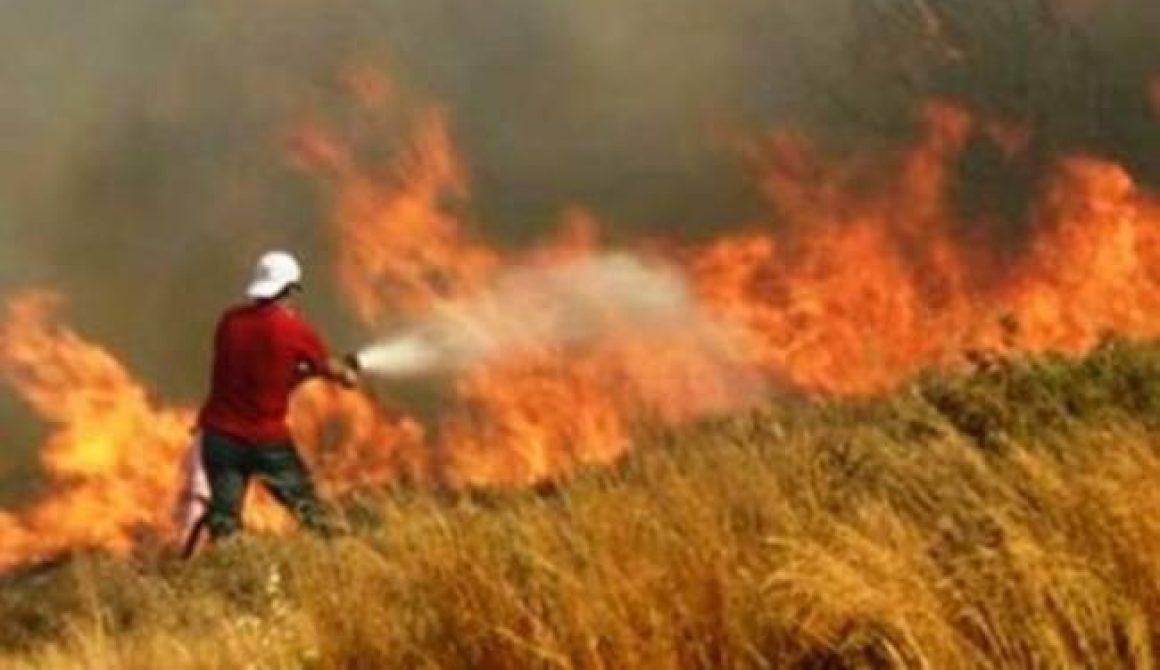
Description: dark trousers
200,430,332,539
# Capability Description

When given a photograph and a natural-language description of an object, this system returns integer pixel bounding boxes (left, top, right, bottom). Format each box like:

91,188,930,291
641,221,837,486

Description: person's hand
337,363,359,389
325,356,361,389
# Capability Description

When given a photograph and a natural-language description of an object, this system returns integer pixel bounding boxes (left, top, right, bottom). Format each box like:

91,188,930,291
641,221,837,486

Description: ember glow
1,76,1159,568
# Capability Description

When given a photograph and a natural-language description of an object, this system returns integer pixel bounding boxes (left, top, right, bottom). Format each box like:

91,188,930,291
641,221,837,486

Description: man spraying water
178,251,755,549
186,251,361,545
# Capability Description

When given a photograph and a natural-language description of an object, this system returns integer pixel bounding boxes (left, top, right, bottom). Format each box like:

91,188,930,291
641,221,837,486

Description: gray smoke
1,0,1157,496
0,0,831,495
0,0,834,401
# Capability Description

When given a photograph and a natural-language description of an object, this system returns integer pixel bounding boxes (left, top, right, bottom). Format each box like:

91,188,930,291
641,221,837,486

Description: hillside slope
1,342,1159,669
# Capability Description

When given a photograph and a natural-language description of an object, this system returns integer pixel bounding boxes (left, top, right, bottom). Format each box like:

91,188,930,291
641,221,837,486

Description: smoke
2,1,1154,393
0,0,821,493
0,0,1157,493
0,0,826,397
356,253,730,377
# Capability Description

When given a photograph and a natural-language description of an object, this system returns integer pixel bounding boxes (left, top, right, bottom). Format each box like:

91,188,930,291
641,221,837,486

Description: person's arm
294,318,360,388
321,355,360,388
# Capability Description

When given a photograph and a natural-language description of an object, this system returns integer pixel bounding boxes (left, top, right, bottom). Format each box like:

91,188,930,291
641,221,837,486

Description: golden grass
1,342,1159,669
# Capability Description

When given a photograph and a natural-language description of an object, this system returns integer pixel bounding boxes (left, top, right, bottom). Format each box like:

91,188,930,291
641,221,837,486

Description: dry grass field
1,2,1158,668
1,341,1159,669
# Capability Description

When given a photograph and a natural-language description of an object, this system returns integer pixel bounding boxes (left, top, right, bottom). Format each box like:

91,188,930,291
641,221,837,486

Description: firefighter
195,250,359,540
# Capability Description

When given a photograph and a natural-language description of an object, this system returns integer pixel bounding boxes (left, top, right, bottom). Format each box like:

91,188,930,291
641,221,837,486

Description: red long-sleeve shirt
198,302,328,445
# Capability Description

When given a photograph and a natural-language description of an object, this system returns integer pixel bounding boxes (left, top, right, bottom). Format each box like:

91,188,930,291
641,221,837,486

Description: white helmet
246,251,303,300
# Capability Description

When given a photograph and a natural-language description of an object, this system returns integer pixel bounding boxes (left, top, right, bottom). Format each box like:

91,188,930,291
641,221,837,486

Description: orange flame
695,104,980,393
696,104,1160,393
0,294,421,568
2,66,1159,568
0,293,191,568
295,108,498,324
1005,157,1160,348
289,381,425,492
302,103,761,487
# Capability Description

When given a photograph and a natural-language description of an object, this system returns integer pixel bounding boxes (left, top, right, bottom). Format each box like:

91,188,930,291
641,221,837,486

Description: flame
295,108,498,323
695,104,981,393
438,297,758,488
299,90,1160,486
0,293,191,568
2,65,1159,568
695,104,1160,393
0,294,420,568
299,104,766,486
1007,157,1160,348
288,381,426,492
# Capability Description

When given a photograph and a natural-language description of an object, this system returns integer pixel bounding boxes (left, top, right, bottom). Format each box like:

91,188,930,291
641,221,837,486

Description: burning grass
1,340,1158,669
5,69,1160,569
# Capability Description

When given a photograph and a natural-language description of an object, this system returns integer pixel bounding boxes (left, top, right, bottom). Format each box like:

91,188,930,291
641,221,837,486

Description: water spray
348,253,728,379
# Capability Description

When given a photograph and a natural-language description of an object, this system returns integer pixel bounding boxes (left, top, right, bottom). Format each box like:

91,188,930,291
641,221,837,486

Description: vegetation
1,341,1159,669
832,0,1158,166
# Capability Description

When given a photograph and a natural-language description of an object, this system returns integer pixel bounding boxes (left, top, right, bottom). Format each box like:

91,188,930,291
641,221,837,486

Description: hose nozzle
342,351,363,373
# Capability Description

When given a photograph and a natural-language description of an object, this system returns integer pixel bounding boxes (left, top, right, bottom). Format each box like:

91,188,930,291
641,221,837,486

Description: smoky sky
0,0,1157,494
0,1,834,391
